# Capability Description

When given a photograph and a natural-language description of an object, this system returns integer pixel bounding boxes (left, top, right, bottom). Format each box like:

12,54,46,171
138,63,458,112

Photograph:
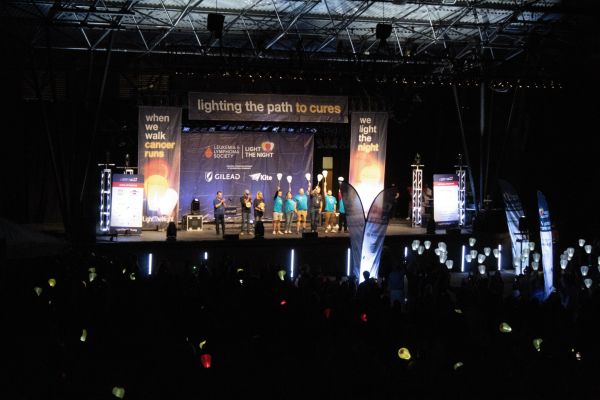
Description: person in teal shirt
337,189,347,233
323,189,337,233
294,183,310,234
272,186,284,234
284,192,296,234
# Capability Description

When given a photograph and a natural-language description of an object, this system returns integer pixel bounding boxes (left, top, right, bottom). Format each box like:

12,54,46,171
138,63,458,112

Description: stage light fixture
461,246,465,272
166,222,177,241
204,252,208,260
148,254,152,275
347,248,351,276
290,250,295,279
191,198,200,215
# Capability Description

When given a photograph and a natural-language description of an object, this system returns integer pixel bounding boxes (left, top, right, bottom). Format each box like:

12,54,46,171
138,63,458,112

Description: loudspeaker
376,23,393,40
446,228,461,235
225,234,239,241
302,232,318,239
207,13,225,38
254,221,265,237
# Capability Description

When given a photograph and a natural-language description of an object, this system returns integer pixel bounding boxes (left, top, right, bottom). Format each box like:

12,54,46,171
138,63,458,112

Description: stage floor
97,219,456,242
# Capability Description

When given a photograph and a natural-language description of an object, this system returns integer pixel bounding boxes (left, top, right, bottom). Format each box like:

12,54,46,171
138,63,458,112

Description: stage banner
138,106,182,230
188,93,348,123
537,191,554,300
339,182,366,279
110,174,144,235
180,132,313,219
349,112,388,214
360,187,397,282
433,174,459,228
499,180,528,272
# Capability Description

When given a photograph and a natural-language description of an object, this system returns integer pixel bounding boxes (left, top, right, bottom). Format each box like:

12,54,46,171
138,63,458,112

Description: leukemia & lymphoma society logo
261,142,274,152
539,208,544,216
205,172,213,182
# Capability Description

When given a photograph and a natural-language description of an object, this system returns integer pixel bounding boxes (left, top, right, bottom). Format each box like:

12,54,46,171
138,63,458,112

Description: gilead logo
205,172,213,182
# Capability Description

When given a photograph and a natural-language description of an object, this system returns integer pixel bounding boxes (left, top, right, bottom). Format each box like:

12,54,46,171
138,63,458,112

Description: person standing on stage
309,185,322,232
337,189,347,233
253,191,265,234
213,191,226,236
240,189,252,235
284,191,296,234
273,186,284,235
323,189,337,233
295,183,310,234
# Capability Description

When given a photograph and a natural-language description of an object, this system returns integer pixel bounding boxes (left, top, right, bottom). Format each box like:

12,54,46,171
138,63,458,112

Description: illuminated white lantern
439,253,447,264
277,173,283,183
424,241,431,249
520,255,526,262
584,278,592,289
469,238,476,246
418,246,424,255
466,254,472,263
414,240,420,247
585,245,592,254
484,247,491,256
412,242,419,251
322,170,328,178
568,248,575,257
598,256,600,265
438,242,446,252
470,250,477,259
529,242,535,251
317,174,323,182
112,387,125,399
513,258,521,268
34,287,42,296
434,248,441,256
446,260,454,270
306,173,311,182
338,176,344,182
532,253,541,263
80,329,87,342
581,266,589,276
478,254,486,264
531,261,539,271
287,176,292,191
522,248,530,258
579,239,585,247
89,273,97,282
560,259,568,270
478,265,486,275
560,254,568,261
493,249,500,258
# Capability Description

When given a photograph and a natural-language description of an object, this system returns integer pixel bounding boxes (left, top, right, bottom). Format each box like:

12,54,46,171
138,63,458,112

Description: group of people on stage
212,181,348,236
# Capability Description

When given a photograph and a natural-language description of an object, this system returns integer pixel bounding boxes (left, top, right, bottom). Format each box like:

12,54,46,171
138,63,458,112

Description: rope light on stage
455,154,467,227
98,152,115,233
411,154,423,227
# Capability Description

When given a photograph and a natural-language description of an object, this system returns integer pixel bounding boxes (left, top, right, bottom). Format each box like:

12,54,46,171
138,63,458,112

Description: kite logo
249,173,272,181
261,142,274,152
205,172,213,182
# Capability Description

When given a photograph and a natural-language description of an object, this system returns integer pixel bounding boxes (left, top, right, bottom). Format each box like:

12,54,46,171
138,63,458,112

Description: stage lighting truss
412,164,423,227
456,169,466,226
100,169,112,232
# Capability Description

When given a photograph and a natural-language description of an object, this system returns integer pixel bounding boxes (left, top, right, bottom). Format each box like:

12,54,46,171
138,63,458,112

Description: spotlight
166,222,177,241
191,198,200,215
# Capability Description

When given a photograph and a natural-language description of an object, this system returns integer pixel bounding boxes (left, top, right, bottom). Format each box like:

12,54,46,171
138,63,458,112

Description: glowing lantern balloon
34,287,42,296
579,239,585,247
277,173,283,183
338,177,344,182
529,242,535,251
532,253,541,263
199,340,206,349
560,260,568,270
322,170,328,178
48,279,56,287
531,262,539,271
201,354,212,368
122,268,126,274
88,267,96,273
439,253,447,264
112,387,125,399
581,266,589,276
584,279,592,289
513,258,520,268
533,339,543,352
360,314,367,322
438,242,446,252
598,256,600,265
306,173,311,182
454,362,464,370
455,309,462,314
469,238,476,246
317,174,323,182
520,255,526,262
478,265,486,275
286,176,292,190
484,247,491,256
499,323,512,333
130,273,135,281
466,255,472,263
478,254,486,264
89,273,97,282
280,300,286,305
324,309,331,319
237,269,244,273
278,270,286,280
493,249,500,258
585,245,592,254
80,329,87,342
412,242,419,251
522,248,529,257
398,348,411,360
418,246,424,255
424,241,431,250
434,248,441,256
568,248,575,257
446,260,454,270
560,254,567,261
470,250,477,259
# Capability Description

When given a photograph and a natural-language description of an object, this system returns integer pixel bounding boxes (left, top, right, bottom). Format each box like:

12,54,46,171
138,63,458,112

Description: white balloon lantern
478,254,486,264
585,245,592,254
287,175,292,191
446,260,454,270
424,241,431,250
434,248,441,256
560,254,568,261
322,170,328,178
418,246,424,255
439,253,448,264
412,242,419,251
532,253,541,263
568,248,575,257
466,254,472,263
478,265,486,275
531,261,539,271
469,238,476,246
581,266,589,276
470,250,477,259
529,242,535,251
338,176,344,182
277,173,283,185
579,239,585,247
584,278,592,289
493,249,500,258
522,248,530,258
560,259,568,270
317,174,323,182
484,247,491,256
414,240,420,247
513,258,521,268
306,173,311,182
